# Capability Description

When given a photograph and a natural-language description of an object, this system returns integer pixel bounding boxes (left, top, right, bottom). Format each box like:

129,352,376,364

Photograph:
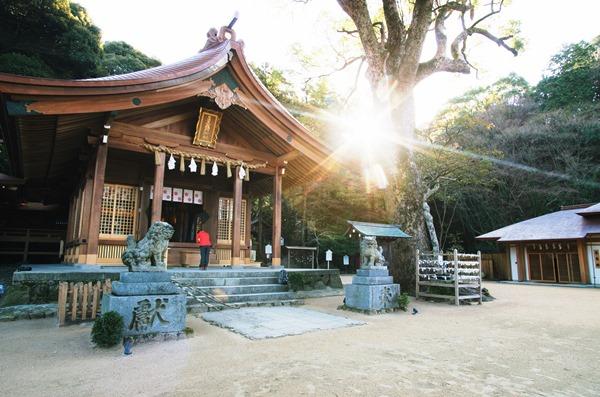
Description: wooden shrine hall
0,26,332,267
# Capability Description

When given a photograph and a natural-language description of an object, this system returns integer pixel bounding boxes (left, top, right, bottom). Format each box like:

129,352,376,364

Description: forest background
1,1,599,287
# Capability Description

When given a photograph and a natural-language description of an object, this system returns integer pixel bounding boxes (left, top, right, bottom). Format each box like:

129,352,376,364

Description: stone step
187,299,304,314
169,270,281,279
173,276,280,287
185,284,288,296
192,291,296,305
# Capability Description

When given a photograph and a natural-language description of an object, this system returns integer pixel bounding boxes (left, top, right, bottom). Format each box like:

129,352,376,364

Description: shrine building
0,26,332,267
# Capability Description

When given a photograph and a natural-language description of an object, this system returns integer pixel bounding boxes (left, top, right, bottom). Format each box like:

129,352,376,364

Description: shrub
91,311,124,347
0,285,30,307
287,273,307,292
397,292,410,312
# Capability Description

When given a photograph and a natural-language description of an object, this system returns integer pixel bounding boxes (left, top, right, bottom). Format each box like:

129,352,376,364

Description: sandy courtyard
1,282,599,397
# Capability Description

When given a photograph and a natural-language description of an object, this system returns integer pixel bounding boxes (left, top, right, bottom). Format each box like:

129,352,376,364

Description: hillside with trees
419,39,600,253
0,0,160,78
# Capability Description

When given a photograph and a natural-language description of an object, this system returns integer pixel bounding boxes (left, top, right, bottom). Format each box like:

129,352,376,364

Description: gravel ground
0,282,599,397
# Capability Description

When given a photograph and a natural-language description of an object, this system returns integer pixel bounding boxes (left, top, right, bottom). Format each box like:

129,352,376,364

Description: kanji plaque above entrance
193,107,222,148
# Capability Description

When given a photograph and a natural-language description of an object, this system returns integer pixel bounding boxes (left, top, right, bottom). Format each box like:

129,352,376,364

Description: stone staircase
171,269,303,313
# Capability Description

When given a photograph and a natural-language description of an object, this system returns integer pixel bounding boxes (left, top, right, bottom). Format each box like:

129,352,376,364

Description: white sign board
343,255,349,266
325,249,333,262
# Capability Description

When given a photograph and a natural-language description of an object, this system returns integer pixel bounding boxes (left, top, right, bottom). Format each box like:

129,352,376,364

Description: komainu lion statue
122,221,174,272
360,236,385,268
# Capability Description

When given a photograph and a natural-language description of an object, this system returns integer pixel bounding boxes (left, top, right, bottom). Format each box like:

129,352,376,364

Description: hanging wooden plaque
193,107,222,148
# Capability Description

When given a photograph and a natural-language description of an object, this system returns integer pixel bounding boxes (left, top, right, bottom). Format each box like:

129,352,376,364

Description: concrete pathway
202,306,364,339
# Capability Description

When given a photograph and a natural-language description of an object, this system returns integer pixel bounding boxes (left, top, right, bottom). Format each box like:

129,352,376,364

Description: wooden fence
57,280,112,326
416,249,482,306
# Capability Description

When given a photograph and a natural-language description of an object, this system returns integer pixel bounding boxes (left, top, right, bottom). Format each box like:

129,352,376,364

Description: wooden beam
111,121,278,163
85,139,108,264
141,111,196,129
8,80,213,115
151,152,166,224
272,166,283,267
277,150,300,164
231,167,243,265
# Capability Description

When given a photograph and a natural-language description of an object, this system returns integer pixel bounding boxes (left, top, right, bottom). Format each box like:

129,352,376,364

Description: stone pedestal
101,272,186,337
344,266,400,312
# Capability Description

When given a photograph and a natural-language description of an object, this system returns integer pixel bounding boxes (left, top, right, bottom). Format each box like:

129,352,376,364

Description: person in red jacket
195,229,212,270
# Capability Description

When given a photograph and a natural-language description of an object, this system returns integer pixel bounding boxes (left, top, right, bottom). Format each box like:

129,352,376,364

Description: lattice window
217,197,246,244
99,184,139,238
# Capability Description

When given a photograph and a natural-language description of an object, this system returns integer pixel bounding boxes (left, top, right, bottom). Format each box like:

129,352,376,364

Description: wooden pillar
272,166,282,266
577,239,589,284
231,167,243,265
151,152,166,224
85,141,108,264
77,176,94,262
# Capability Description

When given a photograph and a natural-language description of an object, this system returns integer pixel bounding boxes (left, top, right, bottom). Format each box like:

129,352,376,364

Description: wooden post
272,166,282,267
231,167,243,266
85,141,108,264
78,175,94,263
478,250,483,305
70,282,78,321
453,249,459,306
91,281,100,320
57,282,67,326
415,249,420,300
151,151,166,224
81,282,89,320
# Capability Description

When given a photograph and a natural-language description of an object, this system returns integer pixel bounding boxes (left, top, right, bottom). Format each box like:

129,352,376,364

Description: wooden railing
97,243,127,264
57,280,112,325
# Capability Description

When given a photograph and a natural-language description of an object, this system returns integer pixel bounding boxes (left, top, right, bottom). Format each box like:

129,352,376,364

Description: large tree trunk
385,86,432,293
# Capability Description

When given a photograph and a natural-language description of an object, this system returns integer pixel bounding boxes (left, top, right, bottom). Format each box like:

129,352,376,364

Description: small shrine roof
347,220,411,239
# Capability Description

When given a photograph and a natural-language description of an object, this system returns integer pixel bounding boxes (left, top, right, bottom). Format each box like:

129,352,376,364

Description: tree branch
398,0,434,81
303,55,365,87
337,0,385,88
416,56,470,82
382,0,404,50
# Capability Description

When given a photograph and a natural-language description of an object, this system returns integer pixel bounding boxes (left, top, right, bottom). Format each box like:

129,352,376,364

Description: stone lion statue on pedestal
122,221,174,272
360,236,385,268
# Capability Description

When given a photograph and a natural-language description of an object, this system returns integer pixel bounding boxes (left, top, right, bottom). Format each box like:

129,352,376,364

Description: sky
77,0,600,126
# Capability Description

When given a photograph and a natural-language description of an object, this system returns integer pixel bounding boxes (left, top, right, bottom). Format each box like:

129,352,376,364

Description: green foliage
100,41,161,76
287,272,306,292
91,311,124,348
0,53,54,77
0,285,30,307
0,0,103,78
183,326,194,336
397,292,410,312
0,1,160,78
421,39,600,253
535,41,600,110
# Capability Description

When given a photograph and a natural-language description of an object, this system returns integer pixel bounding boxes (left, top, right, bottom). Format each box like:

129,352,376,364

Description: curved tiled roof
0,40,232,89
477,204,600,242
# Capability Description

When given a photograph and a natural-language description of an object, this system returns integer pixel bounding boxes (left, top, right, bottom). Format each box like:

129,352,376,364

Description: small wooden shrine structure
346,220,410,264
0,25,332,266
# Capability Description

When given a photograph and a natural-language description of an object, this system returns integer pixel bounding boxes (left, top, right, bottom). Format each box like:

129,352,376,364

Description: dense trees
422,40,600,253
0,0,160,78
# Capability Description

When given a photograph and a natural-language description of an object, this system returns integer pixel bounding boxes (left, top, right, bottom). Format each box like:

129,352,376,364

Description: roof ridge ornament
201,12,243,52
